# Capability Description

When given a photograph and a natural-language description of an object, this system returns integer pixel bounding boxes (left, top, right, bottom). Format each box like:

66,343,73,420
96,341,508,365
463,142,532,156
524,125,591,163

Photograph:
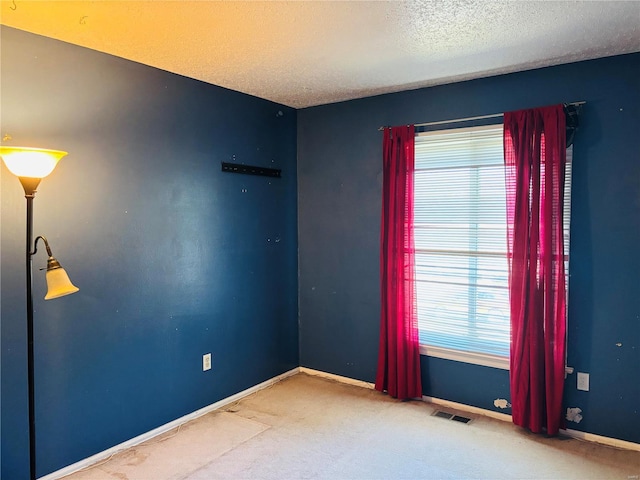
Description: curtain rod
378,101,586,131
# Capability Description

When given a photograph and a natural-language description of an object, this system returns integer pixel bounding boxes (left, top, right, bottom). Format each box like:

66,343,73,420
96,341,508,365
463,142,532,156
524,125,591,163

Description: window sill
419,344,509,370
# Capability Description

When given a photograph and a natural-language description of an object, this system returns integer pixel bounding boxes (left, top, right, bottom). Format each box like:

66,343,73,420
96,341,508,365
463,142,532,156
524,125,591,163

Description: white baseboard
301,367,640,452
561,427,640,452
422,395,640,452
40,367,299,480
421,395,513,422
299,367,375,390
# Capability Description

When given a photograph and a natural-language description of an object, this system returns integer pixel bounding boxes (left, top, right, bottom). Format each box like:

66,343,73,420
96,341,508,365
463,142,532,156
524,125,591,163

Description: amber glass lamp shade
43,257,79,300
0,146,68,179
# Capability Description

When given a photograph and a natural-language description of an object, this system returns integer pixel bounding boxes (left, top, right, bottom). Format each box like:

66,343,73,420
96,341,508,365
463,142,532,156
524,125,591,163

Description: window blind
414,124,572,361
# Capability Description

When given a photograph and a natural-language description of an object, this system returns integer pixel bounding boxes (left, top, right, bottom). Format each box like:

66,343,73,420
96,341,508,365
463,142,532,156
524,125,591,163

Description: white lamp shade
0,146,68,179
44,267,79,300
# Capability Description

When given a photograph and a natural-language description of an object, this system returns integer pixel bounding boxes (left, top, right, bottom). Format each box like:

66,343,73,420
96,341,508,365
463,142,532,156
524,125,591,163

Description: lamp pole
16,175,46,480
25,189,38,480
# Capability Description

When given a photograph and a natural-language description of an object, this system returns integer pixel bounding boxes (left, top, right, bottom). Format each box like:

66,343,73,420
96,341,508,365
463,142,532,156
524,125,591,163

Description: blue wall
298,54,640,443
1,27,298,479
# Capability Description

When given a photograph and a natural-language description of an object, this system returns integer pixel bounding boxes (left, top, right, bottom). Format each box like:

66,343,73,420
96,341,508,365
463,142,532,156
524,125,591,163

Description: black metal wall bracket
221,162,281,178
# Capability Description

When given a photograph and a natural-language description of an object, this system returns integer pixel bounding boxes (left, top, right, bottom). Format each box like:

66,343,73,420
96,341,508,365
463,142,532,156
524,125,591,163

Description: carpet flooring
62,372,640,480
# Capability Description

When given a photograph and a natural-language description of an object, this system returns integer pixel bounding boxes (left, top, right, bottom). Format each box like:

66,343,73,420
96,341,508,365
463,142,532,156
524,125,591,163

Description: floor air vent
433,411,454,420
451,415,472,424
432,410,472,424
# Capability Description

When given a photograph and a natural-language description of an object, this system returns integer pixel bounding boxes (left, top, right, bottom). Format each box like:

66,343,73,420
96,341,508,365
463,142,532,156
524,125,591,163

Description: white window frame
414,123,572,371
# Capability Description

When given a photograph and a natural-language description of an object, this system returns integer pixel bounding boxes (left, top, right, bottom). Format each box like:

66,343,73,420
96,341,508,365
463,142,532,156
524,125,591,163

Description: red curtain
375,125,422,400
504,105,567,435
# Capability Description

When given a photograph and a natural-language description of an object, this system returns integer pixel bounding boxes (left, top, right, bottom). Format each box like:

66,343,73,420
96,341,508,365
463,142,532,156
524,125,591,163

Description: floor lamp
0,146,79,480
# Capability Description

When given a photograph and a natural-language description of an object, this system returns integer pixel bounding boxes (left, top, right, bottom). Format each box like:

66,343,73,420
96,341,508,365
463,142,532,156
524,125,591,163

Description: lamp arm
31,235,53,258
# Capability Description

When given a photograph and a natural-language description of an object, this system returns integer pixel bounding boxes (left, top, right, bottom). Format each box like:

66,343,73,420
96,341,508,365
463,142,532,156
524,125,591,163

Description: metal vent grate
433,411,454,420
432,410,472,424
451,415,472,424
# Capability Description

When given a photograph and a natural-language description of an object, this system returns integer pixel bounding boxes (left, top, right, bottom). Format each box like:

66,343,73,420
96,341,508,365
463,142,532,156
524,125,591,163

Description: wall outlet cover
203,353,212,371
577,372,589,391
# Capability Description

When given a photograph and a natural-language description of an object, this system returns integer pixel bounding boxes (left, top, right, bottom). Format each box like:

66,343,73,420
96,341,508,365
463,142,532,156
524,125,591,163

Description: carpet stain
123,449,149,466
109,472,129,480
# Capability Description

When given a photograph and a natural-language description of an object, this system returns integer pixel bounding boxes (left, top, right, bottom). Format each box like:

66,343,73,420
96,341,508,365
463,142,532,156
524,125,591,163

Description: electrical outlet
202,353,212,371
577,372,589,391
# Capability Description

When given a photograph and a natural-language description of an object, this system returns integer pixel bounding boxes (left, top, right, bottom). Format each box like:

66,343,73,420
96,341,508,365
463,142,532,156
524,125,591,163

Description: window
414,124,572,369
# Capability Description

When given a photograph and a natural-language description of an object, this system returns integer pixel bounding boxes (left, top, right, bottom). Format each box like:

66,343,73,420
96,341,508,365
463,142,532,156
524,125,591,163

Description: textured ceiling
1,1,639,108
